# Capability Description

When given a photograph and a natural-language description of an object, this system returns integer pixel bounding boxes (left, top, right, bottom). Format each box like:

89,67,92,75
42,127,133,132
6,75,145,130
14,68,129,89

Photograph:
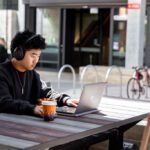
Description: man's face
21,49,41,70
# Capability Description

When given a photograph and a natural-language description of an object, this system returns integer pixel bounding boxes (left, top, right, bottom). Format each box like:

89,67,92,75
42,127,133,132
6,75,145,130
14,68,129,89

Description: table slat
0,135,39,149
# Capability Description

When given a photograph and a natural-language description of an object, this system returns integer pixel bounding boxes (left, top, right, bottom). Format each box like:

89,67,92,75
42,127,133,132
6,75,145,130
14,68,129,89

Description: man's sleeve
0,75,35,115
40,80,71,107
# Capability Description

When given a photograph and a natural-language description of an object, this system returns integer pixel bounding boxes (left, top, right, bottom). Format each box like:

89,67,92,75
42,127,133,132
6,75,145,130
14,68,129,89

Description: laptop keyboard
57,106,76,113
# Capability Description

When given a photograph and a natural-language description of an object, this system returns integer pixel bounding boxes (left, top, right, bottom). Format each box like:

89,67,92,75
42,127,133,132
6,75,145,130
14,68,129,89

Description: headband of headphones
24,34,39,45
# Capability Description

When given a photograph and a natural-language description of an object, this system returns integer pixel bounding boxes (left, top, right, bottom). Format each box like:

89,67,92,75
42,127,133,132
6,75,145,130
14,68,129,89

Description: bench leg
140,114,150,150
109,129,123,150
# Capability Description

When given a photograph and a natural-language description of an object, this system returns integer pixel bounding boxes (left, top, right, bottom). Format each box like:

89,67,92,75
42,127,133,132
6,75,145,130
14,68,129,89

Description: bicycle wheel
127,78,140,99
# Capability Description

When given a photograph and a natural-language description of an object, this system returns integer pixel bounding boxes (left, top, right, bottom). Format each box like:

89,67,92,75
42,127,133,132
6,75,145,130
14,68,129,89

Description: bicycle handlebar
132,66,148,71
132,67,144,71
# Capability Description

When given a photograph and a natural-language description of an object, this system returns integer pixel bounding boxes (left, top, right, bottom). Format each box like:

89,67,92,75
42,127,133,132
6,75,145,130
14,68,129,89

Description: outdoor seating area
0,0,150,149
37,64,150,150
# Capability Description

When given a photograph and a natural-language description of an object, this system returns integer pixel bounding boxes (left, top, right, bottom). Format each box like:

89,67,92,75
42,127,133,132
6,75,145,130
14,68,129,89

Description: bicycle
127,66,150,99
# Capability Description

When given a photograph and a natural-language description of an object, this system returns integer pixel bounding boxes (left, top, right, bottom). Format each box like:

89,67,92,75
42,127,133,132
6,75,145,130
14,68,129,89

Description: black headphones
12,34,38,60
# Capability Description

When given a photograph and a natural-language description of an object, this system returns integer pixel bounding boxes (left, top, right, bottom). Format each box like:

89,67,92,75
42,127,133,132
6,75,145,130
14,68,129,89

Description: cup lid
42,100,57,105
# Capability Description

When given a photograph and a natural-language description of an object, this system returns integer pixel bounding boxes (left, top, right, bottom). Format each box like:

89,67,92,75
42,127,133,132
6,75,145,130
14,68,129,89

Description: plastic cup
42,101,57,121
38,98,50,106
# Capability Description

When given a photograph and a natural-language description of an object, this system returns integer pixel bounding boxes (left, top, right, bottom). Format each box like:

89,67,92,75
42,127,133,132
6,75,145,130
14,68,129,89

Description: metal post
105,66,122,97
58,64,76,94
80,65,99,87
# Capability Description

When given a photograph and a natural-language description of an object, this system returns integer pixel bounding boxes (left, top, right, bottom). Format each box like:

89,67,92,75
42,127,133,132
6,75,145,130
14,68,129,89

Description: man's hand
34,105,43,116
66,99,79,107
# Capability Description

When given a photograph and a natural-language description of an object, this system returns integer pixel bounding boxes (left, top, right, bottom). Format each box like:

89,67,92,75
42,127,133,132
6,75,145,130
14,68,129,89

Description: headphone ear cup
12,47,24,60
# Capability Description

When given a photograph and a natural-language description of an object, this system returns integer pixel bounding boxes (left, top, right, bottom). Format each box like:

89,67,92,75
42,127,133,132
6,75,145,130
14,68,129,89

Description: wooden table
0,96,149,150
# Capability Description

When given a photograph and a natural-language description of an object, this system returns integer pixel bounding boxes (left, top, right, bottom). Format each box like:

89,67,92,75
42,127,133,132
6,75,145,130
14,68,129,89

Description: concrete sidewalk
36,69,81,92
37,68,124,98
36,65,133,85
36,66,150,100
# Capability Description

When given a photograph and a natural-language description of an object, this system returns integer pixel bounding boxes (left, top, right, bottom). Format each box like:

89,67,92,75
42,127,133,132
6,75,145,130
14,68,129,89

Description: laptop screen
75,82,106,114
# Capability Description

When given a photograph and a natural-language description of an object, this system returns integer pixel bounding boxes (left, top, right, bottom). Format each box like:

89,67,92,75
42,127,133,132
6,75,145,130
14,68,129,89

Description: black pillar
25,4,36,32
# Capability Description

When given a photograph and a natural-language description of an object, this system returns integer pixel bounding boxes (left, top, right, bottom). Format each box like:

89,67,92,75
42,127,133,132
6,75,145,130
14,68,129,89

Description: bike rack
105,66,123,97
145,86,149,99
80,65,99,87
58,64,76,94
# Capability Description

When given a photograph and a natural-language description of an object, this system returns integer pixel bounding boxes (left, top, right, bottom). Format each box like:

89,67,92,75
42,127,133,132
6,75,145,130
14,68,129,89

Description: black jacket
0,61,70,115
0,45,9,63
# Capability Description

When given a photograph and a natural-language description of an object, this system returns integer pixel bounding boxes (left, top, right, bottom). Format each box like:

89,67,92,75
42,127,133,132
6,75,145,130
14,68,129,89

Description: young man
0,30,78,117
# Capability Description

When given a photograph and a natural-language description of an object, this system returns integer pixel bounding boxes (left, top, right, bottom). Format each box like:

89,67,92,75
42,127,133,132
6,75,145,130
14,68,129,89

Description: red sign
128,3,140,9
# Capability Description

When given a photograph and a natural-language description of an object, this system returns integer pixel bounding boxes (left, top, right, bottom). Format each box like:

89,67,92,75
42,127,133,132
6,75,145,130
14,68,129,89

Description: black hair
10,30,46,54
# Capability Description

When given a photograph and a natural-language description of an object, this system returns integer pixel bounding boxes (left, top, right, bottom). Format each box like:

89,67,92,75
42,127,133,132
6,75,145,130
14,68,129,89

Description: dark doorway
64,8,110,69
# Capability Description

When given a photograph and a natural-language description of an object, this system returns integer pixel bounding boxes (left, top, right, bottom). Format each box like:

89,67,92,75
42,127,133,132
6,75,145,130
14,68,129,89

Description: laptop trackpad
57,106,76,114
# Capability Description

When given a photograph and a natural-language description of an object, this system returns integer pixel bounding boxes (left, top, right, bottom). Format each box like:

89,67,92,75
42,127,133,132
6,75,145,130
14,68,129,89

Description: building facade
24,0,129,69
1,0,150,69
0,0,24,52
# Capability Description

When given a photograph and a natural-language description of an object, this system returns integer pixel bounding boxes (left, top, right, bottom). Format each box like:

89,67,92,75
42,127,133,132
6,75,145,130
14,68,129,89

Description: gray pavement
36,69,81,92
36,68,150,101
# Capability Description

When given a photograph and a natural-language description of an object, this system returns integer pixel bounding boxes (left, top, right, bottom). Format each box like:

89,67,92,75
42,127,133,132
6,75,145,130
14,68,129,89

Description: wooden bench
140,114,150,150
100,96,150,150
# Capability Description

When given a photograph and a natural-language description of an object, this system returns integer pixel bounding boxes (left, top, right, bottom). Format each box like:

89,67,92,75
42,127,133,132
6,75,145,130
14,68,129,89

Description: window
37,8,60,68
112,7,127,66
0,0,24,53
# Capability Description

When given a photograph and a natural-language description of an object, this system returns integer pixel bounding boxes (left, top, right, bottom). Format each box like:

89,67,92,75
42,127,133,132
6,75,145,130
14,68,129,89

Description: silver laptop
57,82,106,117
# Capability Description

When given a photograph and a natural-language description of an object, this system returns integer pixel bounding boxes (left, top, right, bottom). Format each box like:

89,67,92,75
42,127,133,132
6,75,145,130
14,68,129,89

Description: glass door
61,8,110,69
112,7,127,66
37,8,61,69
73,9,101,66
